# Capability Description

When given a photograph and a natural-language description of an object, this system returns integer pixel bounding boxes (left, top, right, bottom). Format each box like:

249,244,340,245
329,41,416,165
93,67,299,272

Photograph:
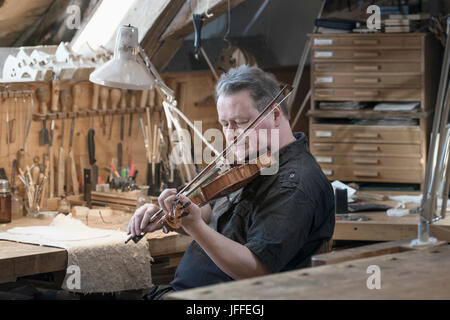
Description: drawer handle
314,39,333,46
315,64,335,72
353,146,379,152
315,51,334,58
316,156,333,163
315,76,334,83
323,169,333,176
354,78,380,84
354,90,380,97
354,65,380,72
314,143,333,151
315,130,332,137
353,133,380,139
353,39,380,45
354,171,379,177
315,89,334,97
354,158,379,165
353,51,380,58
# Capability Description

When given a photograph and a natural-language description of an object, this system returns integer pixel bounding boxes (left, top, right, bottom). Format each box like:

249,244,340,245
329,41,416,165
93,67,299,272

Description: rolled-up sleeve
244,185,315,273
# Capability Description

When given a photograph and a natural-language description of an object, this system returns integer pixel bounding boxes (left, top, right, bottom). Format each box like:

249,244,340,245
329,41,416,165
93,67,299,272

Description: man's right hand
127,203,164,237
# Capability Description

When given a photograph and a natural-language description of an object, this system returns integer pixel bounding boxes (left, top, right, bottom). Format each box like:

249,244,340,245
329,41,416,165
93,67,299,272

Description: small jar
11,188,24,219
0,179,12,223
136,186,151,209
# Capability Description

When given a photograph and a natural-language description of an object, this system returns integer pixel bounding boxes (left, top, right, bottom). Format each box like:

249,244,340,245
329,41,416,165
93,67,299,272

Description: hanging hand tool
16,92,34,176
48,119,55,198
121,89,128,139
99,86,109,136
70,84,81,195
22,92,33,152
39,154,49,209
109,88,121,140
5,93,11,168
58,90,71,197
88,127,97,192
139,116,153,191
11,159,16,191
192,13,219,81
117,142,123,171
9,94,17,144
36,88,50,145
51,82,60,114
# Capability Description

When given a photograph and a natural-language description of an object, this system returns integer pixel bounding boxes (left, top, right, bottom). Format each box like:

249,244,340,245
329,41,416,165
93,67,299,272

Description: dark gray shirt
170,132,335,291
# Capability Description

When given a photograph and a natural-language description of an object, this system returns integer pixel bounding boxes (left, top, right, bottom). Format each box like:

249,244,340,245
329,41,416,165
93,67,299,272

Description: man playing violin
128,65,335,299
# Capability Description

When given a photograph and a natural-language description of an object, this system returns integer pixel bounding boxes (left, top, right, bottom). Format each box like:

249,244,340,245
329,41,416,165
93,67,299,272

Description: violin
125,84,292,244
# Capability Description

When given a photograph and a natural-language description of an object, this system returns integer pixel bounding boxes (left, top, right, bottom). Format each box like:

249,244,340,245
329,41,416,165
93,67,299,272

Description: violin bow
125,84,293,244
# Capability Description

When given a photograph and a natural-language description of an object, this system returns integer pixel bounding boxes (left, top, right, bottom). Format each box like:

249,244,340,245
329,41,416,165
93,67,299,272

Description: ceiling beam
13,0,100,47
145,0,247,70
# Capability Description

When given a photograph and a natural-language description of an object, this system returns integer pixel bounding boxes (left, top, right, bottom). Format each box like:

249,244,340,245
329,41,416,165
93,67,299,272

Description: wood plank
166,245,450,300
311,239,446,266
0,241,67,279
334,210,450,242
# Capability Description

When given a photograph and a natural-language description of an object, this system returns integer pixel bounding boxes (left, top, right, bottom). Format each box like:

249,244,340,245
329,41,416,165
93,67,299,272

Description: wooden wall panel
0,68,297,209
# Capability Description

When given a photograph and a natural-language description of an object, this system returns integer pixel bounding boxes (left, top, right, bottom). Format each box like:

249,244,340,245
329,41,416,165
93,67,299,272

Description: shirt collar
274,132,308,167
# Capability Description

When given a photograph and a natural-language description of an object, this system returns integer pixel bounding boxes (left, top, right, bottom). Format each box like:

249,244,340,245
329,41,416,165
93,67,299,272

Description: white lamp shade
89,25,155,90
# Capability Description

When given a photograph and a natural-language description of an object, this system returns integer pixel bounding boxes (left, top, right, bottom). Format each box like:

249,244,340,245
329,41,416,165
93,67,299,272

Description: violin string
134,86,293,238
179,86,292,196
168,85,288,199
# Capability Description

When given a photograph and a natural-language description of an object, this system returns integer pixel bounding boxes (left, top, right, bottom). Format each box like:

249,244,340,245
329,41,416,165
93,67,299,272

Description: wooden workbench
0,213,192,285
334,195,450,242
166,243,450,300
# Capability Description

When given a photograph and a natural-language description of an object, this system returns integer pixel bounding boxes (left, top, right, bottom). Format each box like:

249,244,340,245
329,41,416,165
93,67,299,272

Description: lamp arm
138,46,175,101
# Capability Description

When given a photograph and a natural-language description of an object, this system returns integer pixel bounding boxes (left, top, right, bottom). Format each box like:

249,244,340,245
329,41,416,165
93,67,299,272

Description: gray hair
215,65,289,119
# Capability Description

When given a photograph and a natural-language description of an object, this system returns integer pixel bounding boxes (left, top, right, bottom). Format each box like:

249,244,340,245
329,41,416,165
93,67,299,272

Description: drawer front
314,155,422,168
311,125,421,144
313,73,421,88
311,142,422,157
311,35,422,48
318,165,423,183
313,62,421,73
313,88,421,101
312,49,421,61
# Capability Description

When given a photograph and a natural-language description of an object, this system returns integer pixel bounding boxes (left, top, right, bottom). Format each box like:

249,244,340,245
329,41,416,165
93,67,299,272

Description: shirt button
289,173,295,178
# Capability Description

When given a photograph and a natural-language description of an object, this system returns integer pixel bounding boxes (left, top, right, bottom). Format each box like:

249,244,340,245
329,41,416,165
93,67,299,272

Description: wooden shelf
307,109,431,119
32,106,149,121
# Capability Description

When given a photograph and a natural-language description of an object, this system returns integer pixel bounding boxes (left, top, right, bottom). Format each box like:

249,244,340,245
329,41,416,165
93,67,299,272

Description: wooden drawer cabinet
320,165,423,183
307,33,441,187
312,34,422,48
314,62,421,73
311,142,422,157
313,88,421,101
312,49,421,61
313,73,422,88
310,125,421,144
315,155,422,168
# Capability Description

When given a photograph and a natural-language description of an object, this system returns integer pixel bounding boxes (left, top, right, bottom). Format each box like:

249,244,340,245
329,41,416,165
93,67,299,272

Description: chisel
70,84,81,195
58,90,71,197
109,88,121,140
36,88,50,145
99,87,109,136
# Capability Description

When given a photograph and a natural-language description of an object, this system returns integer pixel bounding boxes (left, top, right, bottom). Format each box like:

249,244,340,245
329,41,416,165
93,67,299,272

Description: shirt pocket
279,170,299,189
